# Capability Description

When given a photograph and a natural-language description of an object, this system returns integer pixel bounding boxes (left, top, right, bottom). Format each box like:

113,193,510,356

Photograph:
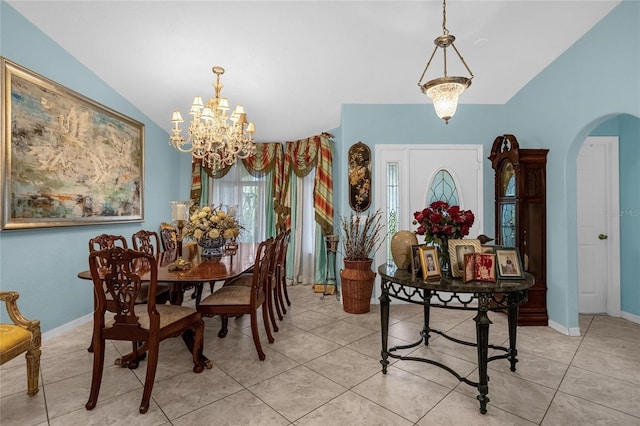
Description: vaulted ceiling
8,1,620,141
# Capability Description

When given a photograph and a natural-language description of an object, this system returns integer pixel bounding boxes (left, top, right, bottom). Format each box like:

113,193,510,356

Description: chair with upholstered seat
0,291,41,396
198,238,274,360
86,247,206,414
159,224,206,304
88,234,169,353
159,222,177,251
224,232,285,335
132,230,171,305
274,229,292,315
132,229,161,254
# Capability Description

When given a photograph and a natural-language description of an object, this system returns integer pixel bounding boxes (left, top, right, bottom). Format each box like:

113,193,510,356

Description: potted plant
339,209,385,314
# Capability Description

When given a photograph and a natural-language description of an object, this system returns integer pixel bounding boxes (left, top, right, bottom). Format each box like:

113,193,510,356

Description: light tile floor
2,284,640,425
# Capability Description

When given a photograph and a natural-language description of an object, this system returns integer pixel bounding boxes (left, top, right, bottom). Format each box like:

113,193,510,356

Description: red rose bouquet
413,201,475,246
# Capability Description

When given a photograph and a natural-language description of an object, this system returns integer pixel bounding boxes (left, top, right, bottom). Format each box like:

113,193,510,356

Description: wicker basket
340,259,376,314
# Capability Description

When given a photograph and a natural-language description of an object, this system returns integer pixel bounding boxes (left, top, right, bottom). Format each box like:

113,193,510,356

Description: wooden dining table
78,242,257,305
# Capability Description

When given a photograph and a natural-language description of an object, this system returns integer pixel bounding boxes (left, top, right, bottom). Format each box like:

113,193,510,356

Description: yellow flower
208,229,220,239
223,229,235,239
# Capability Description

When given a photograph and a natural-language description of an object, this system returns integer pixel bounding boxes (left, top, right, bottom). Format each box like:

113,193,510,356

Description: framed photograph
1,58,144,230
419,245,441,279
410,244,425,276
473,253,497,282
448,239,482,277
495,248,525,279
462,252,475,283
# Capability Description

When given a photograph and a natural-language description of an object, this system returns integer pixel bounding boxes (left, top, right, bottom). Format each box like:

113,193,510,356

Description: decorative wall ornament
1,58,144,230
348,141,371,211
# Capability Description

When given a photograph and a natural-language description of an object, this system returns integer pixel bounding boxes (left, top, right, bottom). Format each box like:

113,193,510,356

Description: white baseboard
42,313,92,343
548,319,581,337
621,310,640,325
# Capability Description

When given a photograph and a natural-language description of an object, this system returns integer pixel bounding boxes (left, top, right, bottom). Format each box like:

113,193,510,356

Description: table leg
474,293,491,414
379,280,390,374
507,293,519,372
169,283,185,305
422,289,432,346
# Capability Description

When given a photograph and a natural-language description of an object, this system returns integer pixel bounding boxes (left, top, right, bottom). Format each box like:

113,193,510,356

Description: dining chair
275,229,292,313
0,291,41,396
159,222,177,251
86,247,206,414
132,229,161,254
87,234,169,353
197,238,274,360
131,230,171,305
159,224,206,303
225,233,282,333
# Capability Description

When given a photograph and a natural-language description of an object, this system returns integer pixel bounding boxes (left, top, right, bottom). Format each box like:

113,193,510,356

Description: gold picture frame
1,58,144,230
448,239,482,277
419,245,441,279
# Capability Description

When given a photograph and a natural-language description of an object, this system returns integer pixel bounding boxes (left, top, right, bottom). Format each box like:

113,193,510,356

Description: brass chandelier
170,66,256,171
418,0,474,124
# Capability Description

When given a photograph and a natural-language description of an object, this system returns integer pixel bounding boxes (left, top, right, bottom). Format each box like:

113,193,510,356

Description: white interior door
577,136,620,315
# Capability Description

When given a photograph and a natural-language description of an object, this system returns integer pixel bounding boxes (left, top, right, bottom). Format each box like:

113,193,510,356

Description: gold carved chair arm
0,291,40,331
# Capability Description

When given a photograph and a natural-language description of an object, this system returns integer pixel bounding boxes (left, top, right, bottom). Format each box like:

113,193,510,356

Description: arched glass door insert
428,169,460,205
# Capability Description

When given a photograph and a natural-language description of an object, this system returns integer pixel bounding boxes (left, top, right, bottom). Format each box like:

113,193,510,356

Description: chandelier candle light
417,0,474,124
170,66,256,171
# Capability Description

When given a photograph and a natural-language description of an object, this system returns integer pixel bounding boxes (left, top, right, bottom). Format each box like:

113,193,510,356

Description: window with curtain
208,163,268,243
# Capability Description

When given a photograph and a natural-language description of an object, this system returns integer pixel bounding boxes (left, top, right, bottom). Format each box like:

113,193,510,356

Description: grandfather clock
489,134,548,326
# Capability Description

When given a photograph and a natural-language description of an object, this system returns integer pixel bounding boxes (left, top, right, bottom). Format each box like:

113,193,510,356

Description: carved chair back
132,230,161,255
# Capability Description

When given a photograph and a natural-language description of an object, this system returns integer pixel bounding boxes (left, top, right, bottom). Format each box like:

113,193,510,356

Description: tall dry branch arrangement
340,209,385,261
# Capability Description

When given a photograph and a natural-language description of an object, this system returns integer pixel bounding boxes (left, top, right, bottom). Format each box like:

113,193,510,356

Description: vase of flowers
183,205,241,259
413,201,475,276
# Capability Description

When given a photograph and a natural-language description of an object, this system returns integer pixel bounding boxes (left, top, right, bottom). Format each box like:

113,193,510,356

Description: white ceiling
7,1,620,142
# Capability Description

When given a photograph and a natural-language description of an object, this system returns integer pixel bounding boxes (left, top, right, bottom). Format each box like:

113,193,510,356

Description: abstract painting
1,58,144,230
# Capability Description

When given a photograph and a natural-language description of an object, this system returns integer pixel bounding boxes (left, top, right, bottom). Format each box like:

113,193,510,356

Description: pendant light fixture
418,0,474,124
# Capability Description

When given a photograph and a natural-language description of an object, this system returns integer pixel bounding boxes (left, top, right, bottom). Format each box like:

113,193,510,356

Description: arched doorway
572,114,640,330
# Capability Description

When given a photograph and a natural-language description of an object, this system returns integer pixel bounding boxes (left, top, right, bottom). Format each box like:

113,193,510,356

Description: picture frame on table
495,248,525,279
1,57,144,230
463,253,475,283
448,239,482,277
473,253,497,282
410,244,425,277
419,245,441,280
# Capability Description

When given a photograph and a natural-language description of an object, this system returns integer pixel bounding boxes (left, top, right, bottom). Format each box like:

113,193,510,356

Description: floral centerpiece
413,201,475,274
183,205,241,257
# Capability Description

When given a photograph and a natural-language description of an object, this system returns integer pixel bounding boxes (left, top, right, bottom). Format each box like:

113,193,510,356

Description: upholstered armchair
0,291,41,396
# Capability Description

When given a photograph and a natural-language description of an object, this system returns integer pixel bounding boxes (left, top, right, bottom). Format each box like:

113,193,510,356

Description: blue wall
504,0,640,328
0,3,192,332
2,0,639,334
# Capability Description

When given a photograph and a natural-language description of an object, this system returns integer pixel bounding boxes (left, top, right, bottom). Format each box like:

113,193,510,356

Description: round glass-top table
378,263,534,414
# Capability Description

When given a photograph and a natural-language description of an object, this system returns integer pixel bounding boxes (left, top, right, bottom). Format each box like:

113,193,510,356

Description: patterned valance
280,132,334,235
